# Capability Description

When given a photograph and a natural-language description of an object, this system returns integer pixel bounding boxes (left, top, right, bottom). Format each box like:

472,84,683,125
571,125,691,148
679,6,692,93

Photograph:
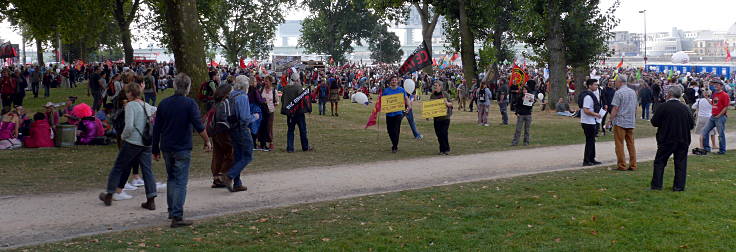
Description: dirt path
2,133,734,249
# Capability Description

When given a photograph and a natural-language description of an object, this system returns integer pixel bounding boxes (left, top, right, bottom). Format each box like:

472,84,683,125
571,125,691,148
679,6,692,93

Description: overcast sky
1,0,735,49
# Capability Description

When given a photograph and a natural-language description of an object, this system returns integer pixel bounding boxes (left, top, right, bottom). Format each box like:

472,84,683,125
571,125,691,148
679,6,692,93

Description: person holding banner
383,76,411,153
430,81,453,155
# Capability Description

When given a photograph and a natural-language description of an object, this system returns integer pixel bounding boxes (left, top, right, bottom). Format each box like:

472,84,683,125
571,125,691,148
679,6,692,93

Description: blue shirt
382,86,408,117
152,95,205,154
231,90,254,127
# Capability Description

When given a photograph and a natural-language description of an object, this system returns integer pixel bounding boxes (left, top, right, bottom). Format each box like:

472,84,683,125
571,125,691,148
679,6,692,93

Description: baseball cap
710,79,724,85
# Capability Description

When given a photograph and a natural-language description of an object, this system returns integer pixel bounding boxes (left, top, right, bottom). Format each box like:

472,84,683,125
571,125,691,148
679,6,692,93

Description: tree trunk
422,29,434,74
545,3,566,110
573,65,589,98
457,0,476,85
22,35,26,64
415,2,438,75
545,22,577,108
36,39,45,66
119,22,135,63
164,0,208,107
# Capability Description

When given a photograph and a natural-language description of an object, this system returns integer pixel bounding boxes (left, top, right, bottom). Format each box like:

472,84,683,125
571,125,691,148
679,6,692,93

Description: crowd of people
1,58,735,226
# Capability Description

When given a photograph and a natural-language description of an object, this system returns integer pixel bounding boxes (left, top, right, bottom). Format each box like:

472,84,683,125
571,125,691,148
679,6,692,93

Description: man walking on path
222,75,255,192
580,79,602,166
650,85,694,191
607,75,638,171
702,79,730,154
152,73,212,228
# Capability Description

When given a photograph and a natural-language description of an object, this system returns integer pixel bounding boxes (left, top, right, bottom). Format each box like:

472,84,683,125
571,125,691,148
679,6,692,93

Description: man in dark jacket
600,81,616,135
650,85,694,191
638,83,653,120
281,71,312,152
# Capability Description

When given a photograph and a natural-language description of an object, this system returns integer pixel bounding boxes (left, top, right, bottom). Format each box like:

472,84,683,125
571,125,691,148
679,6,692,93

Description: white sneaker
123,183,137,191
156,182,167,190
131,178,145,187
112,191,134,201
483,124,489,127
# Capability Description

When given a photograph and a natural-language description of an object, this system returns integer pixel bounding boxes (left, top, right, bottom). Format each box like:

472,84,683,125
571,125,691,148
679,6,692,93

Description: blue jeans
106,142,157,198
287,113,309,152
405,109,422,138
703,116,727,153
641,102,651,120
144,93,157,106
163,150,191,218
228,126,253,187
318,99,327,115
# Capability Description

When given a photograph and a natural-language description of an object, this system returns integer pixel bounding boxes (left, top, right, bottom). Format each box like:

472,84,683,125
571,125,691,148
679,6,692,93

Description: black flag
398,40,431,75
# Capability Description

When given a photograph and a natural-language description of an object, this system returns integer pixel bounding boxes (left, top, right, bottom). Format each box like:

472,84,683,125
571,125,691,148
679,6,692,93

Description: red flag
432,58,438,66
616,58,623,69
210,60,219,67
726,45,732,62
450,53,459,61
508,64,528,87
364,90,382,128
239,58,246,69
61,59,66,66
105,60,112,68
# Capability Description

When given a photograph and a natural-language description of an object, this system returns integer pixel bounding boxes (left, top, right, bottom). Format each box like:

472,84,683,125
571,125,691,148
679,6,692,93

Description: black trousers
651,142,688,190
433,118,450,153
582,123,597,163
386,114,404,149
31,81,39,97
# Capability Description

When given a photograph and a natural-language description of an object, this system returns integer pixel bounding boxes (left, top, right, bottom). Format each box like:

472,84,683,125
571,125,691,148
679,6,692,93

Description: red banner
509,64,528,87
364,90,383,128
398,40,431,75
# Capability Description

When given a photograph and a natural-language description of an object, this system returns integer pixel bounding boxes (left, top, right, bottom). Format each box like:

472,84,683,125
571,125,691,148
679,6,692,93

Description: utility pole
639,10,647,70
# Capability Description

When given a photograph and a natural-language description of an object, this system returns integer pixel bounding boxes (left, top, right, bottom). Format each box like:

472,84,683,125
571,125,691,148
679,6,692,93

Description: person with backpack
317,78,329,115
99,83,159,212
199,71,219,112
476,81,492,126
580,79,603,166
222,75,255,192
206,84,234,188
143,69,157,105
152,73,211,227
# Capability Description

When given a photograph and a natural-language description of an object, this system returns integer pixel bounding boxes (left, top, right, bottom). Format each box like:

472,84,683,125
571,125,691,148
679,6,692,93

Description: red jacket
0,76,16,95
24,120,55,148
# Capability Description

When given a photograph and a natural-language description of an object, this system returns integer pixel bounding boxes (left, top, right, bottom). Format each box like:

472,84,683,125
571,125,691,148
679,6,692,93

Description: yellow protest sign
422,99,447,118
381,93,405,113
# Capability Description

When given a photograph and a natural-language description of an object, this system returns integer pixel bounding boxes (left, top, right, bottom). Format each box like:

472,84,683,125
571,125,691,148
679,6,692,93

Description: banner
273,55,302,72
364,90,382,128
239,58,246,69
380,93,405,113
422,99,447,118
398,40,431,75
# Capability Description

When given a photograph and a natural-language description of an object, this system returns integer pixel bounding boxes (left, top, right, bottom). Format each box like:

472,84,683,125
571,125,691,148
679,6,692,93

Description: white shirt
692,98,712,118
581,95,597,125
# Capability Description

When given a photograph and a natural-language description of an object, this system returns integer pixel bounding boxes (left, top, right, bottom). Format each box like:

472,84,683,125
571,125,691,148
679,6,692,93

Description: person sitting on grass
24,112,55,148
73,103,108,145
555,97,575,116
0,109,21,150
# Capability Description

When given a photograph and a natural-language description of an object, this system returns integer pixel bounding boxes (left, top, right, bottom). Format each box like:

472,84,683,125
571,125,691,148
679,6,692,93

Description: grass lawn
17,152,736,251
0,84,712,195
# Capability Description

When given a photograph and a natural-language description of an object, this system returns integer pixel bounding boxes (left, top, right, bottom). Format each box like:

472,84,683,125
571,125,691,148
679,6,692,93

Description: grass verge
16,152,736,251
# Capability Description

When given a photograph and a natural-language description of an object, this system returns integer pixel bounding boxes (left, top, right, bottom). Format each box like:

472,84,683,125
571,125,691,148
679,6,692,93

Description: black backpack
577,90,601,113
134,102,153,146
213,95,241,133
